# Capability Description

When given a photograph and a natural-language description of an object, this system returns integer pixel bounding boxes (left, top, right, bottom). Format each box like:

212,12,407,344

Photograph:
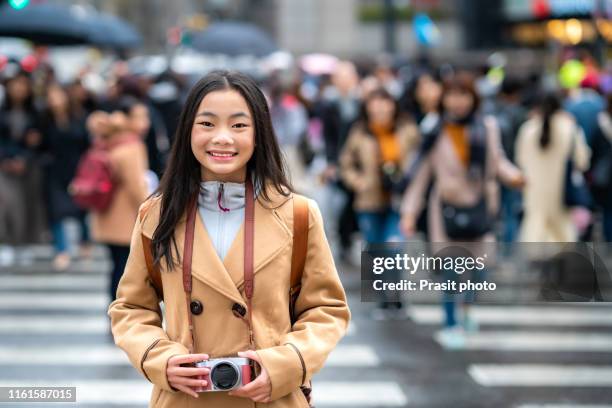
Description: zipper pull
217,183,230,212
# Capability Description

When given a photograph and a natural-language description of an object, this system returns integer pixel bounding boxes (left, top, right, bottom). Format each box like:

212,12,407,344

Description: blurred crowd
1,52,612,321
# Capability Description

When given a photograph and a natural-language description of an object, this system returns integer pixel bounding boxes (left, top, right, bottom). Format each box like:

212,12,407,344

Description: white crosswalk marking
0,316,109,334
411,305,612,326
468,365,612,387
435,331,612,351
0,275,106,290
0,293,108,310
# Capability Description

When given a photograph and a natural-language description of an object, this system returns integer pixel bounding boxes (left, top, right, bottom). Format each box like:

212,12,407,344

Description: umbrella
191,21,278,57
0,3,142,50
0,3,91,45
87,13,142,50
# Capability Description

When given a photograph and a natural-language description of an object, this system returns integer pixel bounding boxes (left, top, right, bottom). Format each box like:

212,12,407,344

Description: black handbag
441,198,491,240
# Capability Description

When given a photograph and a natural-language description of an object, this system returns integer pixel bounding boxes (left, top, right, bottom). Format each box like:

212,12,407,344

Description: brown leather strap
290,195,309,324
244,179,255,300
244,179,255,347
139,203,163,299
183,197,198,353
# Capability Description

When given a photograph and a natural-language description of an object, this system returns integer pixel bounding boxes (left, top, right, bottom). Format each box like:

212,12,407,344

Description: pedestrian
0,70,45,266
40,83,91,271
107,70,350,407
320,61,361,264
89,101,149,302
591,92,612,241
340,87,420,319
400,71,523,348
516,92,591,243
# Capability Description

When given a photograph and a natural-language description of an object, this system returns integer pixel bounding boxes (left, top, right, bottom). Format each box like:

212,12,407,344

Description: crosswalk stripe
468,364,612,387
326,345,379,366
0,294,108,310
0,316,109,334
435,331,612,352
519,405,612,408
0,380,408,406
0,344,377,367
0,275,106,290
411,305,612,326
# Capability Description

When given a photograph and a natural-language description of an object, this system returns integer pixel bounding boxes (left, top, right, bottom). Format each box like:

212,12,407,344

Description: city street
1,246,611,408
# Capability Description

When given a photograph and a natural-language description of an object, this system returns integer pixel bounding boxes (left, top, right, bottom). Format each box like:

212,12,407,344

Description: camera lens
210,363,239,390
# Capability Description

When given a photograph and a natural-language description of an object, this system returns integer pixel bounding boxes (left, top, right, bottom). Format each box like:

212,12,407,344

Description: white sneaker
0,246,16,267
435,326,466,350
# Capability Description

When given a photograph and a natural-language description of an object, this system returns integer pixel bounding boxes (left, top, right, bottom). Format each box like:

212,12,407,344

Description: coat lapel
223,195,292,290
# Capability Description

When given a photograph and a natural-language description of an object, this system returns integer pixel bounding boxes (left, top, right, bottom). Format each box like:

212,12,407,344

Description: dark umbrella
0,3,91,45
86,12,142,50
0,3,142,50
191,21,278,57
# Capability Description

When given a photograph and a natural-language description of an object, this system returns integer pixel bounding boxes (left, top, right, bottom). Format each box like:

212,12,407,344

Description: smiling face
191,89,255,183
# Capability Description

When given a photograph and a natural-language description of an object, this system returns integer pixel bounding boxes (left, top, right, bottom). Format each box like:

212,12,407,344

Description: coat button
232,303,246,318
190,300,203,315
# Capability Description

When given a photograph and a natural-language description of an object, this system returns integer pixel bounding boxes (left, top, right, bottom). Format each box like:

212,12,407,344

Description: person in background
0,71,45,266
89,103,149,302
320,61,362,263
495,76,529,244
401,71,523,347
591,93,612,241
267,73,312,195
516,92,591,243
40,83,91,270
399,69,443,126
340,87,420,319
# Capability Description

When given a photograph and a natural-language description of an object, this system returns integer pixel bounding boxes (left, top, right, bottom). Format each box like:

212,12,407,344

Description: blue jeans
356,209,403,244
358,209,404,308
50,216,91,254
501,187,521,244
442,266,486,327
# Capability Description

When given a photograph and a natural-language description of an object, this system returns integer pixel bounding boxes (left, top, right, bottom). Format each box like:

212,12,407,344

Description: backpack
69,138,135,212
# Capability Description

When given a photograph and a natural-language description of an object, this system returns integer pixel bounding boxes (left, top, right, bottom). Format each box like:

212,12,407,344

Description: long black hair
539,92,561,149
152,70,292,270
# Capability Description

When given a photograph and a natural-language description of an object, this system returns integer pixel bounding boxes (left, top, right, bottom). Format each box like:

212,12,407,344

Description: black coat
41,116,90,222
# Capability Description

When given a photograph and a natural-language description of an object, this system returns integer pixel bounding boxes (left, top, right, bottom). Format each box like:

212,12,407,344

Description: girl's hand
400,214,417,237
166,353,211,398
228,350,272,403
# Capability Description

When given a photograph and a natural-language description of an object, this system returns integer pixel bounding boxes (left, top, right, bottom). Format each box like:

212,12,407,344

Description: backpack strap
138,202,163,300
289,195,309,324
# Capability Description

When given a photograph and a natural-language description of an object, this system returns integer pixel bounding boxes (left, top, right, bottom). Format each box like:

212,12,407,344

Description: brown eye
198,121,214,128
233,123,248,129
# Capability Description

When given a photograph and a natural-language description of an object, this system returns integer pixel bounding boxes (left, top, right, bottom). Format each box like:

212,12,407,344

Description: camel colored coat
91,134,149,246
340,122,420,211
108,189,350,408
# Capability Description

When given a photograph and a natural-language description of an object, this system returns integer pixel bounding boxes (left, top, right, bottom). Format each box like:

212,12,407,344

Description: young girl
108,70,350,407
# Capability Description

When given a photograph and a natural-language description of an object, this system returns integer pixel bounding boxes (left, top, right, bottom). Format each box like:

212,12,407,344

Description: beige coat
340,121,420,211
107,189,350,408
91,134,149,246
402,116,522,243
515,111,591,242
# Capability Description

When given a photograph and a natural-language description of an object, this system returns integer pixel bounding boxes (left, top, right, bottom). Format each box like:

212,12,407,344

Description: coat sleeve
485,116,523,187
114,143,149,208
338,129,362,191
401,152,433,218
107,204,189,393
256,199,351,401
